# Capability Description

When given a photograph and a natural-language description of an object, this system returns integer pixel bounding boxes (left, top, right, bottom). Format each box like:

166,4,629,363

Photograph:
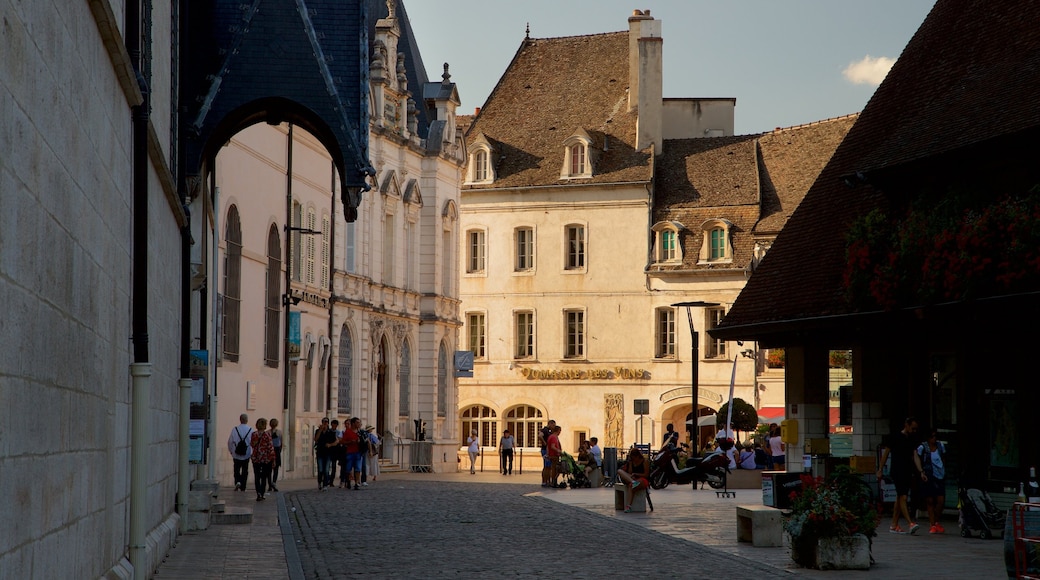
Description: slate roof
715,0,1040,337
650,116,856,272
464,31,652,189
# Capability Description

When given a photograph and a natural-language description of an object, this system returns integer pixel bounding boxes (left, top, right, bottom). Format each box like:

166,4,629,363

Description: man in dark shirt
878,416,920,534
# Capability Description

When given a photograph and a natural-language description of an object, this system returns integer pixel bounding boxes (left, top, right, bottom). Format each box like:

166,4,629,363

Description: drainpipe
209,182,220,479
284,124,294,469
328,164,336,413
126,0,152,575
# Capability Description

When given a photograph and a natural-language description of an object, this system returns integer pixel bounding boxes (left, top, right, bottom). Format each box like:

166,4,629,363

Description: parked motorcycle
649,443,729,490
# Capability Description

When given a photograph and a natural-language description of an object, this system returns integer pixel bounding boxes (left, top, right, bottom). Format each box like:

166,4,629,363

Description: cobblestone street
286,479,785,578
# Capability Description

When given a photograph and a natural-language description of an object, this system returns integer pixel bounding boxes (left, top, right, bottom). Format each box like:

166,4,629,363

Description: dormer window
561,130,594,179
466,132,496,185
651,221,684,263
698,219,734,264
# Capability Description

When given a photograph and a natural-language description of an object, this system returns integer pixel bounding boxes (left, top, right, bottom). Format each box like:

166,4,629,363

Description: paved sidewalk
155,469,1007,579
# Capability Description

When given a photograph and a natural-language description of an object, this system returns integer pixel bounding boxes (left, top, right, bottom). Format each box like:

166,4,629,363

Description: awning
686,414,718,427
757,407,785,424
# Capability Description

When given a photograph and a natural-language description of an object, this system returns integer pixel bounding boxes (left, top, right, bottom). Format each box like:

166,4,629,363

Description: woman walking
250,418,275,501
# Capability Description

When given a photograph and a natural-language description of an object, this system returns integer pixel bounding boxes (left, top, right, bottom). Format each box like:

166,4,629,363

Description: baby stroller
959,487,1005,539
559,452,591,489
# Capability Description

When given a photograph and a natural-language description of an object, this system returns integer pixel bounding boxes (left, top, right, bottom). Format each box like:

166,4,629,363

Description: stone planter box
792,534,870,570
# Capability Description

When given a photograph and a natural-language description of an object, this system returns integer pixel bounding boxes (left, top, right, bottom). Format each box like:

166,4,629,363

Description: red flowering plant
783,466,878,568
843,186,1040,310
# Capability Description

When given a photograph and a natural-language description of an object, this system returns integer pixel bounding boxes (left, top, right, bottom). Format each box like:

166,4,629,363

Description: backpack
357,430,369,454
234,426,249,455
919,441,945,476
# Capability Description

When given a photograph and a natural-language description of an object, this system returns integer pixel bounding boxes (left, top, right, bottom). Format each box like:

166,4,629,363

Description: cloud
842,55,896,86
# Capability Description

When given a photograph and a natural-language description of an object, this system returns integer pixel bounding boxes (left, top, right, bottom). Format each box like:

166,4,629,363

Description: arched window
337,326,353,415
461,405,498,447
399,340,411,416
437,342,448,416
264,225,281,366
222,205,242,362
505,406,544,448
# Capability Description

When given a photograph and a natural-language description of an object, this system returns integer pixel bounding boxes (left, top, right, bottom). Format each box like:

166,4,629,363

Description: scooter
649,443,729,490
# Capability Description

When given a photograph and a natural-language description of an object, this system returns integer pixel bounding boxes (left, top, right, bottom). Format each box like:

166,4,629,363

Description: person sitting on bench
616,446,649,512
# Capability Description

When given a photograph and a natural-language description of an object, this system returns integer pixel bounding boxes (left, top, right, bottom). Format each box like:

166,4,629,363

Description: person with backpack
227,413,254,491
915,428,947,534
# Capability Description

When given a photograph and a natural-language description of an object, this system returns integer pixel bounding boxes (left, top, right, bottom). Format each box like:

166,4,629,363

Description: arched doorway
376,337,389,437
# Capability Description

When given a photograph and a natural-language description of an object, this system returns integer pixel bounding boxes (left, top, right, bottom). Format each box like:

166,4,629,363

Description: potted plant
784,466,878,570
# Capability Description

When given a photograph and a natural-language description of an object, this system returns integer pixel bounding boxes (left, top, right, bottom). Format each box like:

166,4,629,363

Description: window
709,227,726,260
565,225,585,270
570,143,586,175
443,228,453,295
461,405,498,447
320,214,330,287
405,222,415,290
655,307,675,359
515,227,534,271
467,313,486,359
699,219,733,263
474,150,489,182
467,229,486,273
337,327,353,414
222,206,242,362
661,230,676,261
651,221,683,264
564,309,585,359
399,340,411,416
264,226,281,367
515,311,534,359
437,343,448,416
291,202,302,281
383,213,395,284
706,307,727,358
344,221,356,273
305,207,316,284
506,405,544,448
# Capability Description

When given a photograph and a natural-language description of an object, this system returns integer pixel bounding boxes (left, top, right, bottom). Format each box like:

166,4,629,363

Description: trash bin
762,471,803,508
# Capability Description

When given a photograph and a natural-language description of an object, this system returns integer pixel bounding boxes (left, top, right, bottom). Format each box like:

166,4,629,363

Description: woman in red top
250,418,276,501
617,446,649,512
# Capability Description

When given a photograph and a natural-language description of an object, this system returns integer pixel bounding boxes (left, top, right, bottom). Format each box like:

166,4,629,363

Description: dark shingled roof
716,0,1040,336
464,31,651,189
651,116,855,272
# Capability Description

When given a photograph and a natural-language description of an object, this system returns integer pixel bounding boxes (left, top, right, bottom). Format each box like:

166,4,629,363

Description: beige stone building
458,10,852,460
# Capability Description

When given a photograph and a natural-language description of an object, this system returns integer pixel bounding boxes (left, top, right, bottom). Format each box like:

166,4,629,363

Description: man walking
878,416,921,534
313,417,337,490
228,413,253,491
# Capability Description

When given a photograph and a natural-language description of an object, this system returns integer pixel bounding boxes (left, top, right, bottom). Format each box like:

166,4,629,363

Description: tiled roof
717,0,1040,335
464,32,652,189
754,115,858,234
651,116,855,271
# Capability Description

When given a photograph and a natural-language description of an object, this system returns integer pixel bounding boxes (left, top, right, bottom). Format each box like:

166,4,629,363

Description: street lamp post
672,300,719,454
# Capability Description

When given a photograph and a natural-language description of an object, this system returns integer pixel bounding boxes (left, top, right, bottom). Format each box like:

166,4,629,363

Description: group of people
878,416,947,535
227,413,283,501
529,420,604,488
313,416,382,491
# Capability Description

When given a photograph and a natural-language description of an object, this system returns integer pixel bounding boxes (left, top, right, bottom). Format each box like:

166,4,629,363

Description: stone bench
588,468,603,488
736,504,782,547
614,485,647,513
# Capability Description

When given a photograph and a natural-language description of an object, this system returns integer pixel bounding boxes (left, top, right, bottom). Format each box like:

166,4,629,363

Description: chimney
629,10,663,153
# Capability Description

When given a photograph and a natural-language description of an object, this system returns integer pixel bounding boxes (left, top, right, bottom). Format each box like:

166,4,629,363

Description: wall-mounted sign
517,367,650,381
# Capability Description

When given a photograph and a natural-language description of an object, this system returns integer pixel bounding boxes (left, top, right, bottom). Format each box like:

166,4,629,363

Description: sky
404,1,936,135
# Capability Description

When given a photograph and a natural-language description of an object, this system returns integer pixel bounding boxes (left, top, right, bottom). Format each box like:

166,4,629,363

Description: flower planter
792,534,870,570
